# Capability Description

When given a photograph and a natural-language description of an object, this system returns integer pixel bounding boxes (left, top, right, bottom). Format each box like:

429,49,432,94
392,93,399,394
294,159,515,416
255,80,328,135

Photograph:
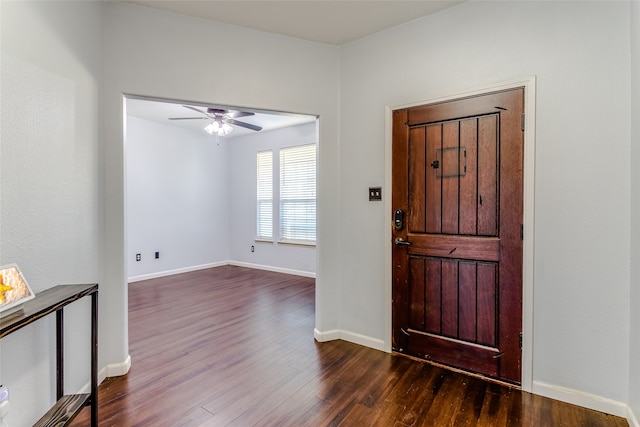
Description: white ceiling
122,1,464,138
127,97,316,139
122,1,465,46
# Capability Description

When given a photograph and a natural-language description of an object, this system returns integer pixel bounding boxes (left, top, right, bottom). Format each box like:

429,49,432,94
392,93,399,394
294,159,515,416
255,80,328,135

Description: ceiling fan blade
168,117,208,120
230,111,255,119
208,108,254,119
228,119,262,132
182,105,209,116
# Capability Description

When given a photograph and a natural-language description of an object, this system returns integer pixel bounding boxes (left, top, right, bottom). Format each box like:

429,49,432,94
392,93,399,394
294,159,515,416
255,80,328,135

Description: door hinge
521,113,525,131
519,332,523,349
520,224,523,241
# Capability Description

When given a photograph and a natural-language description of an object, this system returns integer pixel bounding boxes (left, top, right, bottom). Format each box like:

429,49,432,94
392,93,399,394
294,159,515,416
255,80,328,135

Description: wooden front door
392,88,524,384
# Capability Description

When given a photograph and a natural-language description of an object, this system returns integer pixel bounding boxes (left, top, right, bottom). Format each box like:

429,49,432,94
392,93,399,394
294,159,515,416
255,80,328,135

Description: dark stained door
392,88,524,384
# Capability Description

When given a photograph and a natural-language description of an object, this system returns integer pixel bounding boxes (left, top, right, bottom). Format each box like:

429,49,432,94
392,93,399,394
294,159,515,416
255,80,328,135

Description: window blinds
256,150,273,240
279,144,316,242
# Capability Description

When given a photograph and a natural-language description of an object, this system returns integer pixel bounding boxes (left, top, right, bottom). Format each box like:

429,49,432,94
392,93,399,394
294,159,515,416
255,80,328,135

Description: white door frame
384,76,536,392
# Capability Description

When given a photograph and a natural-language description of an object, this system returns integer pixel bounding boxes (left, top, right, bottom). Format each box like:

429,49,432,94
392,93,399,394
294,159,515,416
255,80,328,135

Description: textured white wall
103,1,341,371
228,122,317,275
126,116,230,278
0,1,103,425
339,0,630,406
629,0,640,423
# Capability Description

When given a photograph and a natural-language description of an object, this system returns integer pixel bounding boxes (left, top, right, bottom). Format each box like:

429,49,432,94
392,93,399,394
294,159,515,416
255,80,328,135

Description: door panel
458,261,477,342
409,257,426,331
460,119,478,235
392,88,524,384
424,257,440,334
478,116,498,236
441,259,458,336
408,257,497,345
409,127,427,233
477,263,497,346
441,122,459,234
425,125,441,233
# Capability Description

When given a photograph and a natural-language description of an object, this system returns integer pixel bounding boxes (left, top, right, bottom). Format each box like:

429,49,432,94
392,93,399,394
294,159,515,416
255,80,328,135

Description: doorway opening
123,94,318,283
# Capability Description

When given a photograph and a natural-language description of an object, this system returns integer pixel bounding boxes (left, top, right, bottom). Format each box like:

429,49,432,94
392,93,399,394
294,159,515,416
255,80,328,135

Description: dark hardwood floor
71,266,628,426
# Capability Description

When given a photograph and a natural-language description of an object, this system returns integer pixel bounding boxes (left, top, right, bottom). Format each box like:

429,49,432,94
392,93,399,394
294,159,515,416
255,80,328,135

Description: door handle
395,237,411,246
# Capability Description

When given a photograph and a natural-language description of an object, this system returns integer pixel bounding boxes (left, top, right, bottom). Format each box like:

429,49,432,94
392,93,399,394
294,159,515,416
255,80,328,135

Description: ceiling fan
168,105,262,136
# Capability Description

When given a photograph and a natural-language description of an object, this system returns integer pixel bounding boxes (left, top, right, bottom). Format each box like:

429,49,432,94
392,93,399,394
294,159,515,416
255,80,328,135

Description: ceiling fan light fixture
204,123,217,135
204,120,233,137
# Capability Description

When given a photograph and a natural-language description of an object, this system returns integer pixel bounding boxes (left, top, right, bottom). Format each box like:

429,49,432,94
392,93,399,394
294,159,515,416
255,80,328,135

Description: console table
0,284,98,426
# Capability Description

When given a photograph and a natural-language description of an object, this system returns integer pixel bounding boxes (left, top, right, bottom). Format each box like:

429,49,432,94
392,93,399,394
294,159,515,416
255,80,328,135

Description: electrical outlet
251,245,255,253
135,253,141,262
155,252,159,259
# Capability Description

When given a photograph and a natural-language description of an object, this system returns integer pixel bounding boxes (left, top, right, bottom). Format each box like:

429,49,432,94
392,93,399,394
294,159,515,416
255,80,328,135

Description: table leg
56,309,64,400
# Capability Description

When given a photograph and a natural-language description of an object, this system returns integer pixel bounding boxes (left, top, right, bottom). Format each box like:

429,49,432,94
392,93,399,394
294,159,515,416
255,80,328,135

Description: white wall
339,0,631,412
0,2,103,425
126,116,230,279
103,0,341,375
629,0,640,424
228,122,316,275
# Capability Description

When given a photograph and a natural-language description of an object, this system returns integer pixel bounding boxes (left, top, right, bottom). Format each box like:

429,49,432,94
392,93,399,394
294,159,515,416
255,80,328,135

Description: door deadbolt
394,209,404,231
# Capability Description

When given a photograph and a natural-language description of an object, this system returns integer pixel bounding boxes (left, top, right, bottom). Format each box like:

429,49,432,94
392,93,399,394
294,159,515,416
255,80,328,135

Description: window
256,150,273,240
279,144,316,243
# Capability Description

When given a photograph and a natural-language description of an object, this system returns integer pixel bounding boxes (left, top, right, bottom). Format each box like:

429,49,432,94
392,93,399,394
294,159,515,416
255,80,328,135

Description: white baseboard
128,262,228,282
228,261,315,278
314,328,386,352
628,405,640,427
78,355,131,393
129,261,315,282
532,380,628,418
77,369,105,394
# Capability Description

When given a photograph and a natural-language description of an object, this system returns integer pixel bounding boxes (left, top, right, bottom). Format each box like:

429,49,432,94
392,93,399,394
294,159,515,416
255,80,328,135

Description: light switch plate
369,187,382,201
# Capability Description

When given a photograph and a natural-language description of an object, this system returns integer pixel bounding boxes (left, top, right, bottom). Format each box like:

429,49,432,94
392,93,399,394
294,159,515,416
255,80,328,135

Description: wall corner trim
532,380,628,418
628,405,640,427
314,328,387,353
78,355,131,394
106,354,132,378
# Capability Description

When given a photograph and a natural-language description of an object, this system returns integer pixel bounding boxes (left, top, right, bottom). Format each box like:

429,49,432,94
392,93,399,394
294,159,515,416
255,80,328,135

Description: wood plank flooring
70,266,628,426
